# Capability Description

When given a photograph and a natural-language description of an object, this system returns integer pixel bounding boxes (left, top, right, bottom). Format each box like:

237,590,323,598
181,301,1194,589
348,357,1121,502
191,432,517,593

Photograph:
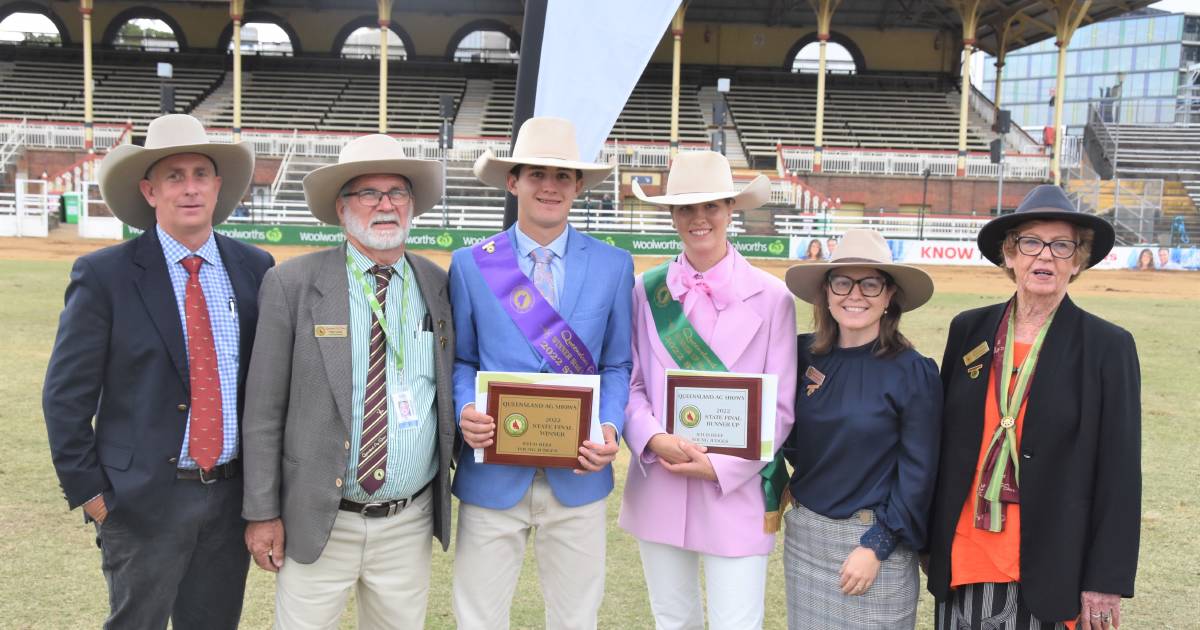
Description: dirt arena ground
4,230,1195,300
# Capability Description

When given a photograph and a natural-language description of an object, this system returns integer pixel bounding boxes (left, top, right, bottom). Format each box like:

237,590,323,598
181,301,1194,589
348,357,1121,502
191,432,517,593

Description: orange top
949,342,1076,628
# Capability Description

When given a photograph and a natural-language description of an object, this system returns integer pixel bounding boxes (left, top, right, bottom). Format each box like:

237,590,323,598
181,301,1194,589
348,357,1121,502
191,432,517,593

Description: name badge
314,325,347,338
804,366,825,397
391,376,420,430
962,341,989,366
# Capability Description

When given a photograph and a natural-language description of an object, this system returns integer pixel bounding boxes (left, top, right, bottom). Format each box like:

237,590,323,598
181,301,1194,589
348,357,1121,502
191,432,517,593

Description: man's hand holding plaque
663,370,779,461
472,372,604,471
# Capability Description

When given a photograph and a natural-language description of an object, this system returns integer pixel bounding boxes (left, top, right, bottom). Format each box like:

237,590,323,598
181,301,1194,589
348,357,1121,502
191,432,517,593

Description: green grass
1,259,1195,628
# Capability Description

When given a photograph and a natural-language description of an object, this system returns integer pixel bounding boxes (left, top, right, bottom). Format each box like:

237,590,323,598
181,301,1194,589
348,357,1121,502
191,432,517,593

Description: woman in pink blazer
619,152,797,630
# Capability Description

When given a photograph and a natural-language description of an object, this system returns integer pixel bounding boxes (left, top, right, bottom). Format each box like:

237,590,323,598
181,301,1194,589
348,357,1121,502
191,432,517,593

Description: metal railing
778,146,1052,180
774,212,989,240
269,130,299,207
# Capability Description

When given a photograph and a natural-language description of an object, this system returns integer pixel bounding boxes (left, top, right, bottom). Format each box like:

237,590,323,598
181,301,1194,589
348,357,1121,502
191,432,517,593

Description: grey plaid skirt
783,504,919,630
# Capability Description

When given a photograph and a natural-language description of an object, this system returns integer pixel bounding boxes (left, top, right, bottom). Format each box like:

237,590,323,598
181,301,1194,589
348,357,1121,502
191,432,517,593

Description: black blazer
926,295,1141,622
43,228,274,533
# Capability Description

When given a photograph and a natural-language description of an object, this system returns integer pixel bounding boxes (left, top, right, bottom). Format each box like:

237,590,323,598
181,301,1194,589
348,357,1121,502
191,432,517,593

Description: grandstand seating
0,60,222,131
478,78,708,144
204,71,466,134
1099,123,1200,210
724,83,991,168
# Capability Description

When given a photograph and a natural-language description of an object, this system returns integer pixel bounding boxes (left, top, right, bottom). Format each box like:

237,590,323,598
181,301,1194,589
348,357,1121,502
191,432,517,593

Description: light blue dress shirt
157,226,240,468
513,224,568,300
342,243,439,501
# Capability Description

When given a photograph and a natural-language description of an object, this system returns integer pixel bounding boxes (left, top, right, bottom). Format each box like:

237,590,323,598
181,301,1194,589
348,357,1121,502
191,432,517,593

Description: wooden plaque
484,381,593,469
665,374,762,460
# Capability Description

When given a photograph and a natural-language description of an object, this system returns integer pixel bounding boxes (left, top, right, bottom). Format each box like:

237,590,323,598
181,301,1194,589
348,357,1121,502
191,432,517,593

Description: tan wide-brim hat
785,228,935,313
98,114,254,230
303,134,445,226
473,116,613,190
632,150,769,211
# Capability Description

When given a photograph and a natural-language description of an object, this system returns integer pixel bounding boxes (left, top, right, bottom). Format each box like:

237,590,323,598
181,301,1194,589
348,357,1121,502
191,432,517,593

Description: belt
339,482,430,518
176,460,240,484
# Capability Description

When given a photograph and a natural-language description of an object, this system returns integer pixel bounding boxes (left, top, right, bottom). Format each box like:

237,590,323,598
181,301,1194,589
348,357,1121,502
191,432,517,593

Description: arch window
229,21,294,56
790,41,857,75
453,30,518,64
339,26,406,60
0,12,61,46
112,17,179,52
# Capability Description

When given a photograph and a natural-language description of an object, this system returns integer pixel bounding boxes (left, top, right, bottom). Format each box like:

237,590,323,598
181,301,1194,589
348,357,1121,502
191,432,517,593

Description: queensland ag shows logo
678,404,701,428
503,413,529,437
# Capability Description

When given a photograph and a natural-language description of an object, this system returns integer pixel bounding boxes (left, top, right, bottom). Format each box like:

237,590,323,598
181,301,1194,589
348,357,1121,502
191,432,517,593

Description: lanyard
347,252,408,371
997,302,1053,429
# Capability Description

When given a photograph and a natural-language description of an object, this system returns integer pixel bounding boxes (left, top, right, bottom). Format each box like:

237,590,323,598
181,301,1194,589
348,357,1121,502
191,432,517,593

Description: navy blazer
43,227,274,533
926,295,1141,622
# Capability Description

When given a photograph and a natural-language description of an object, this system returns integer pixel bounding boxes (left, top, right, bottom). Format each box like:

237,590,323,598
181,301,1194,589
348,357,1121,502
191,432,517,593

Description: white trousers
452,471,607,630
273,489,433,630
638,539,770,630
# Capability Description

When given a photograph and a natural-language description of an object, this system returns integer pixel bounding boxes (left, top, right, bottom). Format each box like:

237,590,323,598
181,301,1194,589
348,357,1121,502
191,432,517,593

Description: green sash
643,261,790,533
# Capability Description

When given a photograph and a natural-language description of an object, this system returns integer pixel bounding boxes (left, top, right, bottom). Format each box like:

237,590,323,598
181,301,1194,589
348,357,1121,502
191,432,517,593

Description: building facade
983,9,1200,132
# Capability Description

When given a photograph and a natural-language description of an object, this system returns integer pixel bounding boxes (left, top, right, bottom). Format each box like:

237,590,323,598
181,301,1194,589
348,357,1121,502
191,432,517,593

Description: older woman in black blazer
926,185,1141,630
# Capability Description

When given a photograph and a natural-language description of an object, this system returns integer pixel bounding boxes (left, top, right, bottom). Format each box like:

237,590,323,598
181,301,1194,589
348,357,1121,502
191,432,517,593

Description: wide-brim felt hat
632,150,769,212
785,228,935,313
98,114,254,230
977,184,1115,268
303,134,445,226
473,116,613,190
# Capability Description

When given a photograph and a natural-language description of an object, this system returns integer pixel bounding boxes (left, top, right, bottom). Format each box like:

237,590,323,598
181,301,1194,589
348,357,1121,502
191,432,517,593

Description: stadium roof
164,0,1157,57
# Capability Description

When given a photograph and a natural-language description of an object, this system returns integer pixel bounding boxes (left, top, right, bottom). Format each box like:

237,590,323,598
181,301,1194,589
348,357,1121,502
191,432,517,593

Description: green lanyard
347,252,408,371
999,307,1053,427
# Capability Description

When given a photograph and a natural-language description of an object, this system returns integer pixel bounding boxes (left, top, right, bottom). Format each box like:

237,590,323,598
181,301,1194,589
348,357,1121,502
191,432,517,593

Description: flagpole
504,0,549,229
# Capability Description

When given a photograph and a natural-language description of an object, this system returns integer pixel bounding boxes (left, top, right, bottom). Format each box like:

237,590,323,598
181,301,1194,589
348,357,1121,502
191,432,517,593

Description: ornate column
80,0,94,153
808,0,841,173
230,0,244,142
1049,0,1093,185
669,3,687,158
950,0,983,177
377,0,394,133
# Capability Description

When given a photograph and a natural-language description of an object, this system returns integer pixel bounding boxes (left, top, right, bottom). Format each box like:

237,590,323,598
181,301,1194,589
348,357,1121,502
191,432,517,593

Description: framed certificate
473,371,602,468
483,382,593,469
664,371,774,461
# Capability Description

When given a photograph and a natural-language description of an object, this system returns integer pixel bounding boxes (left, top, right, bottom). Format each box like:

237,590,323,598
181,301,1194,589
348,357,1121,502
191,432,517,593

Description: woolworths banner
124,225,791,259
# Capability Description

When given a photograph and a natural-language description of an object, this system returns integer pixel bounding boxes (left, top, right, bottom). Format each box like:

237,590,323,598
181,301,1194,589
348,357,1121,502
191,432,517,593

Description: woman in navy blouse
780,229,942,629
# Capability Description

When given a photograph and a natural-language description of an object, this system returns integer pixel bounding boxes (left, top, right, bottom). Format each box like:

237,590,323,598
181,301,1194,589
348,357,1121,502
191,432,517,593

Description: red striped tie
357,265,391,494
181,256,222,472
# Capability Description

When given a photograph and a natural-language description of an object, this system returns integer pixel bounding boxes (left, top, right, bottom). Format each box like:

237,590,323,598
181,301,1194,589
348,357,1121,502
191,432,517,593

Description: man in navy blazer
449,117,634,629
43,115,274,629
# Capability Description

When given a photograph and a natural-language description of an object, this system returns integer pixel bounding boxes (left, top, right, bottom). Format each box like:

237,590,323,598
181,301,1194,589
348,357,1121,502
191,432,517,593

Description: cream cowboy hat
473,116,613,190
785,228,935,313
98,114,253,230
632,151,769,211
303,134,445,226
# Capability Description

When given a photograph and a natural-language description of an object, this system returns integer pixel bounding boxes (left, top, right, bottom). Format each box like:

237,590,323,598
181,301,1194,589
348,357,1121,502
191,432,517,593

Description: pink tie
530,247,558,308
181,256,222,472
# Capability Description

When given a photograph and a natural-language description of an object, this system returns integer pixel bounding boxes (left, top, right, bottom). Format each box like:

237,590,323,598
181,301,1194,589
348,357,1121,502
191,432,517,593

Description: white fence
775,212,989,241
0,179,54,237
779,147,1053,181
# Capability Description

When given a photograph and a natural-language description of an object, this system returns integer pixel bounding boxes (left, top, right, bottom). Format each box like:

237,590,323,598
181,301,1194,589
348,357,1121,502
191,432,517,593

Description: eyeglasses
827,274,887,297
342,188,412,207
1014,235,1078,259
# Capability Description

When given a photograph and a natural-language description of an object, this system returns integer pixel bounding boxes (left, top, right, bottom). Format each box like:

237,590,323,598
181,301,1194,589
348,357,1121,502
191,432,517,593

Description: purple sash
472,231,597,375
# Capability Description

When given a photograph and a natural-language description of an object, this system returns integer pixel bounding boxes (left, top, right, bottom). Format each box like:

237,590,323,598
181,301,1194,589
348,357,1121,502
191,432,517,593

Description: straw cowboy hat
473,116,613,190
633,151,769,211
785,228,935,313
976,184,1115,268
303,134,445,226
98,114,253,230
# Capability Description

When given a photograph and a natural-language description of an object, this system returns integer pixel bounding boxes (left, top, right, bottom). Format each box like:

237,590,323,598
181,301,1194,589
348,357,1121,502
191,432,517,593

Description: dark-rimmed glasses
827,274,887,297
342,188,412,207
1014,235,1078,259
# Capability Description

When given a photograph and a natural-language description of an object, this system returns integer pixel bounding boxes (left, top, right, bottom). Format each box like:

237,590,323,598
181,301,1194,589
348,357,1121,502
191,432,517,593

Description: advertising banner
789,236,1199,271
124,225,792,259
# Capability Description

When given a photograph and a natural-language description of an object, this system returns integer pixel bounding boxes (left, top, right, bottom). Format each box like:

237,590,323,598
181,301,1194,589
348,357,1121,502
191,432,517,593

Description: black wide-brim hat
976,184,1115,268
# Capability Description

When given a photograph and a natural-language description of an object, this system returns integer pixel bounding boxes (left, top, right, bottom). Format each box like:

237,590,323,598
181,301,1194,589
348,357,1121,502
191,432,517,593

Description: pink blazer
618,250,797,557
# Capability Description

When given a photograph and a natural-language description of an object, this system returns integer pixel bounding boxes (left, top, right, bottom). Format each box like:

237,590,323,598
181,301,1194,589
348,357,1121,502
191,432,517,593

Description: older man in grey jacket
241,135,454,629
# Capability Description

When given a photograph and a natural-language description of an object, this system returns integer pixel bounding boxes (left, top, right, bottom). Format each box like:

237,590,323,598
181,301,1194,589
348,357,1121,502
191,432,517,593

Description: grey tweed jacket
241,244,456,563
